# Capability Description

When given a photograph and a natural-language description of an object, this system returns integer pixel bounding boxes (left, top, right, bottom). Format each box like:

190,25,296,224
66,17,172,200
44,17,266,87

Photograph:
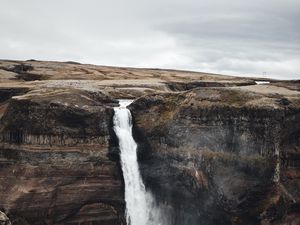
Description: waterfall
113,100,164,225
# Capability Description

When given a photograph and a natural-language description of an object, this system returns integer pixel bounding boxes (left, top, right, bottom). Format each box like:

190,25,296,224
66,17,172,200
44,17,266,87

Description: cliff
130,86,300,225
0,87,124,225
0,60,299,225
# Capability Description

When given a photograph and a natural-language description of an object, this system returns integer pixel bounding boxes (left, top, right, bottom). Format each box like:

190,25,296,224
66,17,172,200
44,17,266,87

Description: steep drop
113,100,164,225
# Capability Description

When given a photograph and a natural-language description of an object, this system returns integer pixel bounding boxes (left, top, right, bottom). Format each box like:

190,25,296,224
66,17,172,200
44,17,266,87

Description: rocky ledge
0,60,299,225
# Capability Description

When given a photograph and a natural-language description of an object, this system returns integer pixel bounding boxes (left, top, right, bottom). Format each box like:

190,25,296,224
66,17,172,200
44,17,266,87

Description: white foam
113,100,165,225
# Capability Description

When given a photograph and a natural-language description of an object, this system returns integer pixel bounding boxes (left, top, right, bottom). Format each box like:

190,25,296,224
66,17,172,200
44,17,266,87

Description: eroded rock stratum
0,60,299,225
130,88,300,225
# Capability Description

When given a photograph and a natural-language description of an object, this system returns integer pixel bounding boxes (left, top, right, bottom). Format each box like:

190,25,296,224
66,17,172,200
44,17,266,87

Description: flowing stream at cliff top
113,100,164,225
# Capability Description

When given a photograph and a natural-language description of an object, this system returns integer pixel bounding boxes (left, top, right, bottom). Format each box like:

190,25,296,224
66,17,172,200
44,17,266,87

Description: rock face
0,88,125,225
0,60,299,225
130,87,300,225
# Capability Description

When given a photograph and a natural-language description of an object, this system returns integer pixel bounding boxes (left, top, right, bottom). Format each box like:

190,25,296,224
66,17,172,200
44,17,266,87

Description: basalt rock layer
0,88,124,225
130,87,300,225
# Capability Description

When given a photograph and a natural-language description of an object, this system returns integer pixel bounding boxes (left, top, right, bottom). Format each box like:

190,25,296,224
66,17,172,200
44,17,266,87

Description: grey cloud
0,0,299,79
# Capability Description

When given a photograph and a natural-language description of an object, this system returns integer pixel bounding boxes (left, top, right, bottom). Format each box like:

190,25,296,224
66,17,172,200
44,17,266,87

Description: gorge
113,100,165,225
0,60,299,225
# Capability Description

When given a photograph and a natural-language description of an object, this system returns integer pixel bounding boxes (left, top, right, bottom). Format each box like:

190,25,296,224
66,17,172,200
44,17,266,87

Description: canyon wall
130,87,300,225
0,60,299,225
0,88,125,225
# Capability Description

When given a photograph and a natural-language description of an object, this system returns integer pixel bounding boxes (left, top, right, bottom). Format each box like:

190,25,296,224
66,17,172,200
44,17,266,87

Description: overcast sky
1,0,299,79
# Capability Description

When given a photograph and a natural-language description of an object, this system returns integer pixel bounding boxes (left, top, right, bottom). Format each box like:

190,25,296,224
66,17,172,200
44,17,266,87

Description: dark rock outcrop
130,87,300,225
0,88,124,225
166,80,256,91
0,88,29,103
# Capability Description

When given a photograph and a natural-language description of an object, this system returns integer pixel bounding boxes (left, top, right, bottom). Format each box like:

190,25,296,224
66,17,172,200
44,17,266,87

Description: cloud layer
1,0,299,79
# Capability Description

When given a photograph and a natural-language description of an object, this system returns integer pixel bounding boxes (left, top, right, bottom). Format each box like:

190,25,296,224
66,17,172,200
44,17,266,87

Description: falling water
113,100,164,225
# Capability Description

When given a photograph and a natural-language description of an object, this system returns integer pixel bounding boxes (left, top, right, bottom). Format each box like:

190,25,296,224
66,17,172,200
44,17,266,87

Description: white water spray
113,100,165,225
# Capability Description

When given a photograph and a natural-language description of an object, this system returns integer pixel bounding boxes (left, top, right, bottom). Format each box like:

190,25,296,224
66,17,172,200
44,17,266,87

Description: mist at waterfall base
113,100,171,225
